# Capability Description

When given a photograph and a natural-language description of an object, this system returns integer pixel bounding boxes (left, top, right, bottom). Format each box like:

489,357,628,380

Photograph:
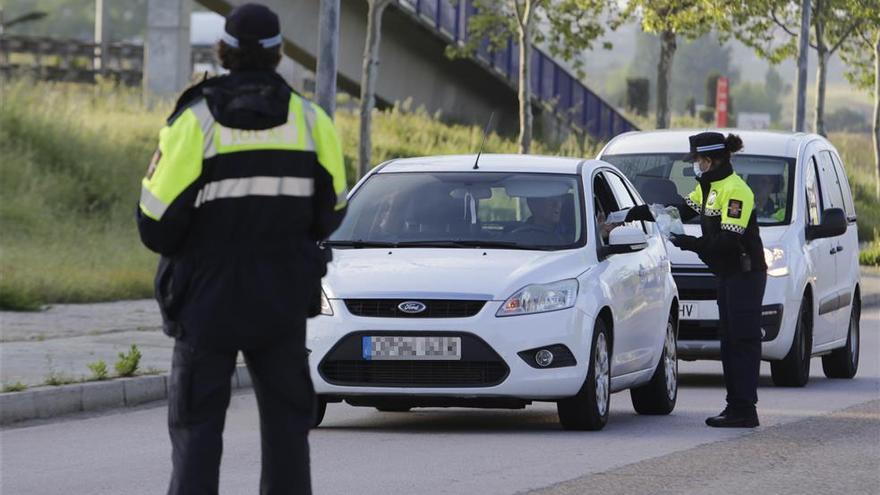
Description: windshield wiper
322,240,399,248
393,240,553,250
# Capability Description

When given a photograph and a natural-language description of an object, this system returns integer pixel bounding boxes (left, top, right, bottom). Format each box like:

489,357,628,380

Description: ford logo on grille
398,301,427,314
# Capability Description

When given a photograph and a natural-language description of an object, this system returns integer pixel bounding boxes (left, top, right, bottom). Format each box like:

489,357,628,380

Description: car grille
344,299,486,318
320,360,508,387
319,332,508,387
673,269,718,301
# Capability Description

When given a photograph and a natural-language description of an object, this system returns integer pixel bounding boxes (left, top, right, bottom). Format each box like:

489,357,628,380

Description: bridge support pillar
144,0,192,99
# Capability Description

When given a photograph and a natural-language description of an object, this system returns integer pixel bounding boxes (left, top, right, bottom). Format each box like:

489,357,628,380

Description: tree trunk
517,18,533,154
873,32,880,200
656,31,677,129
814,2,827,136
793,0,812,132
358,0,389,179
316,0,340,117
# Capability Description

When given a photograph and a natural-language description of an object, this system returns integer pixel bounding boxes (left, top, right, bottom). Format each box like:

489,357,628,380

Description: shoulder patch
728,199,743,219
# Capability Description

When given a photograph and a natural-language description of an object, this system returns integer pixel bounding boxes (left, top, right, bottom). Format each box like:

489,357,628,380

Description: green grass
0,80,595,309
860,241,880,267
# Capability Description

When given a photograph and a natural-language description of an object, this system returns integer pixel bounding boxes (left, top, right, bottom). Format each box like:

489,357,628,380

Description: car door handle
836,246,844,253
829,248,837,255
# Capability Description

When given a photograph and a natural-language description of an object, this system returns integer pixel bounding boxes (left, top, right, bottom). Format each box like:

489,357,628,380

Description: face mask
693,162,703,178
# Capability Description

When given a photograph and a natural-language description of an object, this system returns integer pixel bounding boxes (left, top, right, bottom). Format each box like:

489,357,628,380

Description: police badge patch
728,199,743,218
146,149,162,179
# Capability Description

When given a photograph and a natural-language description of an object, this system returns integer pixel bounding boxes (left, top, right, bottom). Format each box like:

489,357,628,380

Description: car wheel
375,406,412,412
631,311,678,415
822,297,860,379
771,297,812,387
557,318,610,431
312,396,327,428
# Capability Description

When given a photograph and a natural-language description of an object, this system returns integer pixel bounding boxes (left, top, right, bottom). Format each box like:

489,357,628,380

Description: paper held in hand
605,208,629,224
649,204,685,239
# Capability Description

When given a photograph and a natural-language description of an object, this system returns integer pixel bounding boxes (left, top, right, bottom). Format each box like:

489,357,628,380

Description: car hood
323,248,588,300
667,224,789,266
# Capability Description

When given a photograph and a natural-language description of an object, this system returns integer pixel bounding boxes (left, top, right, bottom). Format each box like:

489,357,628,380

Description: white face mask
693,162,703,177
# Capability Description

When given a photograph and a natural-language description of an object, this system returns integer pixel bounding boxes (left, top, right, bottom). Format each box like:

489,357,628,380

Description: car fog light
535,349,554,367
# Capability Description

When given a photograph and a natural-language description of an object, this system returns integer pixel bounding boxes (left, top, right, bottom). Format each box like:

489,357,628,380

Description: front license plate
680,303,699,320
363,336,462,361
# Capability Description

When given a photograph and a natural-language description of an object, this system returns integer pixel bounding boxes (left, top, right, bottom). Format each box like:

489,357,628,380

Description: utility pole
793,0,811,132
316,0,340,118
94,0,109,73
144,0,191,100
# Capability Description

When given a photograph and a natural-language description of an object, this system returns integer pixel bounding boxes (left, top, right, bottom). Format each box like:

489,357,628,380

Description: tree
839,3,880,198
449,0,610,154
358,0,392,178
620,1,713,129
719,0,865,135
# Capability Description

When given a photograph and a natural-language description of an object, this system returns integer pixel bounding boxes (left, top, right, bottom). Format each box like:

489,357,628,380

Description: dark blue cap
688,131,726,160
222,3,281,49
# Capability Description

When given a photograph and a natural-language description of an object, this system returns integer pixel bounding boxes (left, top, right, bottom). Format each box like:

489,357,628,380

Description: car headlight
496,279,579,317
320,289,334,316
764,247,788,277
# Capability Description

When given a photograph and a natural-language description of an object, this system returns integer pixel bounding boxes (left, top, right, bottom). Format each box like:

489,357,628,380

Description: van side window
828,151,856,221
817,151,846,212
805,157,822,226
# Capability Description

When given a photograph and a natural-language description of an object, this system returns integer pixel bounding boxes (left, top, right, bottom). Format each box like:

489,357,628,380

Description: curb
0,366,252,426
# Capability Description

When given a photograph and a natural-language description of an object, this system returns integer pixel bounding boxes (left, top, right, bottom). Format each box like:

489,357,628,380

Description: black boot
704,407,730,425
706,409,759,428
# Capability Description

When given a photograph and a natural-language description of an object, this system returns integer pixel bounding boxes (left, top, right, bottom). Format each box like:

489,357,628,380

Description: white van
598,130,861,387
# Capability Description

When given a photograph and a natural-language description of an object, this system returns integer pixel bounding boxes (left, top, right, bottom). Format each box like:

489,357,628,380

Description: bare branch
770,9,800,39
828,19,862,55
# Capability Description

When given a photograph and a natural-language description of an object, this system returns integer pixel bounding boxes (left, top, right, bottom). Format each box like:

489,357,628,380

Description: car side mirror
806,208,846,240
602,225,649,256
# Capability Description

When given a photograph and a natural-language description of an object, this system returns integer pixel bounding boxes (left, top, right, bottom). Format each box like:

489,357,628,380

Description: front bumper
674,270,799,360
306,300,590,401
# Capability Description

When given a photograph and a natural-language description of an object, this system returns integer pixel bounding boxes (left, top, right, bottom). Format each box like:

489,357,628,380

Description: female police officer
627,132,767,428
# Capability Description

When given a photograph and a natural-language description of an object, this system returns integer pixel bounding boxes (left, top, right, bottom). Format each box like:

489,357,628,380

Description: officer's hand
669,233,698,251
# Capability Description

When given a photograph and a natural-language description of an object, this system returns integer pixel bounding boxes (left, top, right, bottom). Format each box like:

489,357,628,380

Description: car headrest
747,174,782,193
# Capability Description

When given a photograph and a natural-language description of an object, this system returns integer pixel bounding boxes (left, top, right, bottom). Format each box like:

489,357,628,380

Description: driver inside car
509,195,566,244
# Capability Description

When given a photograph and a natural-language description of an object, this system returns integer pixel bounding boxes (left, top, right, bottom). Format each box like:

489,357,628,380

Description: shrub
115,345,142,377
87,360,109,380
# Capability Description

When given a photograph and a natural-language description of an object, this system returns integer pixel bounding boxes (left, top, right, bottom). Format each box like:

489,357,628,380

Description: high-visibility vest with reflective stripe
139,94,347,223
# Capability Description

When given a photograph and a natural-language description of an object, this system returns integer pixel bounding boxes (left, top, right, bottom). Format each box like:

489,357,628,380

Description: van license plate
680,303,699,320
363,336,462,360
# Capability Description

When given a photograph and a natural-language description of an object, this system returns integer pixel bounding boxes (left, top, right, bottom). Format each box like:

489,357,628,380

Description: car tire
312,396,327,428
375,406,412,412
557,318,611,431
771,297,812,387
822,297,860,379
631,312,678,415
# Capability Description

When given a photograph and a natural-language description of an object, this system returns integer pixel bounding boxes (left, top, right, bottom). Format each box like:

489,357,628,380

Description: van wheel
631,312,677,415
771,298,811,387
822,298,860,379
557,318,610,431
312,396,327,428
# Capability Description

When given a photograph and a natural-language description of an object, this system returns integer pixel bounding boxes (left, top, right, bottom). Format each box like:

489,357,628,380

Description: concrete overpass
182,0,636,141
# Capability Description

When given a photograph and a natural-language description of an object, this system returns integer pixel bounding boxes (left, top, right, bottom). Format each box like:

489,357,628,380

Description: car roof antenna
473,112,495,170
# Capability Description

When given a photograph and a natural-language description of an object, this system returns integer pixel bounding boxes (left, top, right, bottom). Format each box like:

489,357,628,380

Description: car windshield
602,154,794,225
328,172,585,250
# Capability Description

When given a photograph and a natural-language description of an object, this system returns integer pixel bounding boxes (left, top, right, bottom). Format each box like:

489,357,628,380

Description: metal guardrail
0,35,215,86
396,0,637,140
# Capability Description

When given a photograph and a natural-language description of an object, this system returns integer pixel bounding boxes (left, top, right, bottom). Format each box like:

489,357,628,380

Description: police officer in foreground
137,4,347,493
627,132,767,428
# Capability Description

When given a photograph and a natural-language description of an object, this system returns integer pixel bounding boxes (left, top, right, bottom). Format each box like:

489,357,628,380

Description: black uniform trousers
718,271,767,414
716,269,767,413
167,320,315,495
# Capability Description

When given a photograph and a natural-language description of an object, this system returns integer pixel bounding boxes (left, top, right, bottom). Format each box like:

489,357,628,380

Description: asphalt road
2,309,878,495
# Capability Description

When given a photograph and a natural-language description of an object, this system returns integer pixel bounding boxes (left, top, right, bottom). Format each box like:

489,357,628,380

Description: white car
308,154,680,430
599,130,861,387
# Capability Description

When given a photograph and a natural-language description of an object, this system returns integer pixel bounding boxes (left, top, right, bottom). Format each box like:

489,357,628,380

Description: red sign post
716,76,729,128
